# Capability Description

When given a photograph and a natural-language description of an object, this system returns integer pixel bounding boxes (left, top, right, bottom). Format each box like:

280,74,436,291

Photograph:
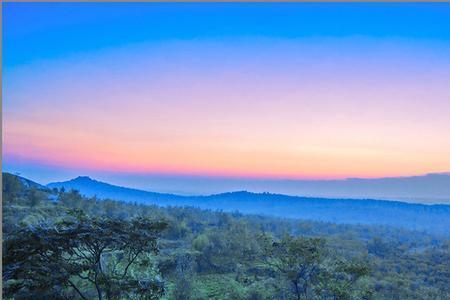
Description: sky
3,3,450,192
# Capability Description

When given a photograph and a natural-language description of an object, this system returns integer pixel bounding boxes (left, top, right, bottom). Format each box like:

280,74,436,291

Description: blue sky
4,3,450,69
3,3,450,195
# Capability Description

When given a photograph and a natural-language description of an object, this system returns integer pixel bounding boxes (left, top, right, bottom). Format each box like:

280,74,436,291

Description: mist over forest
45,175,450,236
3,172,450,299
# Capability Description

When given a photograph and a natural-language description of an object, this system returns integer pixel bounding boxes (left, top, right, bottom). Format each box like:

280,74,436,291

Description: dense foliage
3,173,450,299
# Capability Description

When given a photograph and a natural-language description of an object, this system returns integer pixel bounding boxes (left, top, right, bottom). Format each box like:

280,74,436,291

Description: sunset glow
3,3,450,182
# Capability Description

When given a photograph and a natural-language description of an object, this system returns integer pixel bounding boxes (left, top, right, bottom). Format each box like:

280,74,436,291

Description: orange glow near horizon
4,38,450,179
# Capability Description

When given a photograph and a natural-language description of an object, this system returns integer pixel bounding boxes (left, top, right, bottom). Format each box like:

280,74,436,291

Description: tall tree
259,235,325,300
3,210,168,300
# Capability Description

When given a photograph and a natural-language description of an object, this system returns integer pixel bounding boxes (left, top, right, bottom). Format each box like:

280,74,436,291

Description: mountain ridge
47,175,450,206
47,175,186,202
43,171,450,203
44,174,450,235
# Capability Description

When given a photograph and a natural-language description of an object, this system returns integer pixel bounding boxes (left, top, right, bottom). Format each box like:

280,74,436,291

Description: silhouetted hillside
47,175,450,235
48,176,185,202
66,172,449,203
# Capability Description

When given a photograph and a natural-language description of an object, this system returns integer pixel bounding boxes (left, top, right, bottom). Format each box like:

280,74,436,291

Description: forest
3,172,450,300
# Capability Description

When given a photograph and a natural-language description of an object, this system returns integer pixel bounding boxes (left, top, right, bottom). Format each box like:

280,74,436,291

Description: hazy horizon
3,3,450,198
4,164,450,204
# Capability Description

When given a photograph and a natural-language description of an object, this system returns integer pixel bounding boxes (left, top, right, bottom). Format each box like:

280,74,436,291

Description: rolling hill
47,175,450,235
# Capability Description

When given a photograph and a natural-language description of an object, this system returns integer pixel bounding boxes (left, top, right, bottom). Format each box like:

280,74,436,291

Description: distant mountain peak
73,176,94,181
7,171,446,235
45,171,450,205
47,175,184,203
426,172,450,176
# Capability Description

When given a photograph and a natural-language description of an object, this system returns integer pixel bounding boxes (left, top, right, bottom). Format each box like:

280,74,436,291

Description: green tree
3,210,168,300
2,173,23,202
28,188,46,207
171,253,195,300
317,259,372,300
259,235,325,300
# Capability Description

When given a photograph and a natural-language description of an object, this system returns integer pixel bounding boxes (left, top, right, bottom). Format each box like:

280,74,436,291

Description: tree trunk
293,280,301,300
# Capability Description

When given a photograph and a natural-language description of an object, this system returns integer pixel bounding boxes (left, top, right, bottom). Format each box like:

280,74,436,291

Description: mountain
4,172,46,190
48,176,185,202
47,176,450,235
163,171,450,204
61,172,450,204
